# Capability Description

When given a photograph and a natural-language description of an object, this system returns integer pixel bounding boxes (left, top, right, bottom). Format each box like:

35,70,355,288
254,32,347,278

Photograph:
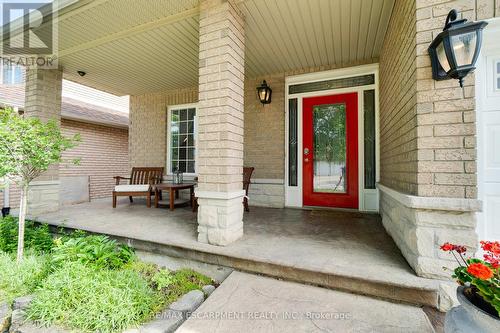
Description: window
167,105,197,174
496,60,500,91
363,90,376,189
288,98,298,186
1,64,23,84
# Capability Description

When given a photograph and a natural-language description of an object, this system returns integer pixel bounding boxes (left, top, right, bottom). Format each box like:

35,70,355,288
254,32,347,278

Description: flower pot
445,286,500,333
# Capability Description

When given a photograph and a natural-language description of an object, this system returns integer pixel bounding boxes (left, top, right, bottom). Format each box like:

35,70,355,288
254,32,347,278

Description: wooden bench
112,167,164,208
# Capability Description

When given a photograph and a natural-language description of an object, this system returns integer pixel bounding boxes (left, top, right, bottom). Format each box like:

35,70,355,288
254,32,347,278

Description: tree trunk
16,184,28,262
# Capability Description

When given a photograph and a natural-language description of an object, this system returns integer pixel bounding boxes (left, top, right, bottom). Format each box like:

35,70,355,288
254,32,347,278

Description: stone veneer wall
378,0,499,279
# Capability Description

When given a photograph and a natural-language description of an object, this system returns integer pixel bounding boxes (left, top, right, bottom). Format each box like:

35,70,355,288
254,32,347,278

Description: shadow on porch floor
34,198,441,307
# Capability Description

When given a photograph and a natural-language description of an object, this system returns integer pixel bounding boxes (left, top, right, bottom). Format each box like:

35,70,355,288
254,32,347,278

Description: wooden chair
243,167,254,212
112,167,164,208
192,167,255,212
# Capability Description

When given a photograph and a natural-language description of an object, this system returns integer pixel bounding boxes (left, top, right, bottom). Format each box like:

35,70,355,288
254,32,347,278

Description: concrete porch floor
34,198,441,307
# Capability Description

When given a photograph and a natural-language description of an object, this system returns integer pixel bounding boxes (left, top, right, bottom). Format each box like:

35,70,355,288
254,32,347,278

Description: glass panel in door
312,103,347,193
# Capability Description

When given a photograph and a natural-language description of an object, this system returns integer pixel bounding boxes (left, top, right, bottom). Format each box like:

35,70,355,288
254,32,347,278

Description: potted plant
441,241,500,332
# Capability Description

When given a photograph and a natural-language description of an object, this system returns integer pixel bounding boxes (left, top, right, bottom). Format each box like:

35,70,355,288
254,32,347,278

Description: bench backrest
130,167,164,185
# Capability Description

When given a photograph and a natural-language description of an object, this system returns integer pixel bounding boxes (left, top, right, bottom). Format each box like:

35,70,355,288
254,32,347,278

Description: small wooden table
154,183,196,211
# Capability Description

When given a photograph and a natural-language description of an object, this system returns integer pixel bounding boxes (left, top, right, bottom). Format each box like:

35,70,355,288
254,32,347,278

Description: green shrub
128,262,213,307
27,261,160,333
0,216,53,253
0,251,51,303
51,235,134,269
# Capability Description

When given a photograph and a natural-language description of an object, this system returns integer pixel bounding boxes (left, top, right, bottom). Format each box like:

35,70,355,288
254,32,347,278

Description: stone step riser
49,225,439,309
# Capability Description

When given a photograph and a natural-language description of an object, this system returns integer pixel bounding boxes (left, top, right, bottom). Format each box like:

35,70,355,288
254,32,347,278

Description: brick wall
379,0,418,195
60,119,129,199
1,119,129,208
244,75,285,180
129,88,198,170
415,0,500,199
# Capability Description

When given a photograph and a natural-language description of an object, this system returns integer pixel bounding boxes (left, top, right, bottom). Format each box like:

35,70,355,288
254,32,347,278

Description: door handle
304,158,309,163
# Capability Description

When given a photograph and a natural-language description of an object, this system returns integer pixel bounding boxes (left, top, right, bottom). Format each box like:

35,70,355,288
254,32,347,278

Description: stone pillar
196,0,245,246
24,67,63,215
377,0,492,279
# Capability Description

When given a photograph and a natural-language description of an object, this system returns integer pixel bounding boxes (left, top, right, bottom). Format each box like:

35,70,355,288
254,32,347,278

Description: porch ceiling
20,0,395,96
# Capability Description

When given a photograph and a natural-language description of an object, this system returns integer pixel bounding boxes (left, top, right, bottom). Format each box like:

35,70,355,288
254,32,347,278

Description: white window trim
166,103,199,177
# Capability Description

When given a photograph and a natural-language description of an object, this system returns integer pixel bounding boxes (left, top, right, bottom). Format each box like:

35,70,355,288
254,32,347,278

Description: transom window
167,105,197,174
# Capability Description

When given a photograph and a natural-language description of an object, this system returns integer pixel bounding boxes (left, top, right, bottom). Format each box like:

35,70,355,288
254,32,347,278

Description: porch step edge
48,224,439,308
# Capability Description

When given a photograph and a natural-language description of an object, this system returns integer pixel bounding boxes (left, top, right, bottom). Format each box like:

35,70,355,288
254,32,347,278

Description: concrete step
49,224,440,309
176,271,436,333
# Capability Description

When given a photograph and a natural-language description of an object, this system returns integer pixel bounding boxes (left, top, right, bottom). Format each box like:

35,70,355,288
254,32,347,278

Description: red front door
302,92,358,209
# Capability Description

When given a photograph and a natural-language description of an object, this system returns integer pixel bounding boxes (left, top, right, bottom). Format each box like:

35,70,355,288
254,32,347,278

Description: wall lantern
428,9,488,87
257,80,272,104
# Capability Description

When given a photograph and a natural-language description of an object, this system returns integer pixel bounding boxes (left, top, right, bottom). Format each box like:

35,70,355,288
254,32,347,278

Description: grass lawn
0,216,213,333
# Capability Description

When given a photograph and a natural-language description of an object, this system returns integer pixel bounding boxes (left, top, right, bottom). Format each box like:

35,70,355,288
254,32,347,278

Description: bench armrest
113,176,130,185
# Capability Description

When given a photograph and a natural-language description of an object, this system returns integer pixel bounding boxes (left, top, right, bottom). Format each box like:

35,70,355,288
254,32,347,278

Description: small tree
0,107,79,261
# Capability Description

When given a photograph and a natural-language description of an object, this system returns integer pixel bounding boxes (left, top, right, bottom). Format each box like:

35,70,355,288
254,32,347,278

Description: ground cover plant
0,216,214,332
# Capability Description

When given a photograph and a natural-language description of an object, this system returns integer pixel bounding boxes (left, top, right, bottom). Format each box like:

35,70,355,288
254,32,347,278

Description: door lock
304,147,309,155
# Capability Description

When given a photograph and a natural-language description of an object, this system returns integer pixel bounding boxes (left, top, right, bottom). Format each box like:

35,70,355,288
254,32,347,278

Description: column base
377,184,481,280
196,190,245,246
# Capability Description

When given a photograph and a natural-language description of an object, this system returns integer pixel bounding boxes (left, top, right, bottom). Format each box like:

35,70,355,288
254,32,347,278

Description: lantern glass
451,31,477,67
259,88,268,102
436,41,450,72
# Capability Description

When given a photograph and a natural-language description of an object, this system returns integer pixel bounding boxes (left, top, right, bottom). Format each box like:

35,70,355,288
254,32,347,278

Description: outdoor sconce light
428,9,488,87
257,80,272,104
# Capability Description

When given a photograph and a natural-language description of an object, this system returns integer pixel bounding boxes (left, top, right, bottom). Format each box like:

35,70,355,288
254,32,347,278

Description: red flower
481,241,500,255
467,263,494,280
483,253,500,269
440,242,454,251
454,245,467,254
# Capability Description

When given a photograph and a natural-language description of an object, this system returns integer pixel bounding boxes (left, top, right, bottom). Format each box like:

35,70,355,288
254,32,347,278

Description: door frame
476,17,500,242
284,64,380,211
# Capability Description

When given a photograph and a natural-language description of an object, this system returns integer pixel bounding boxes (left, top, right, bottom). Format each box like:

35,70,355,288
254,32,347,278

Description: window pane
179,148,187,160
188,108,196,120
180,109,188,121
169,107,197,173
497,77,500,90
171,148,178,160
171,160,179,171
497,61,500,74
179,134,188,147
180,121,187,134
364,90,376,189
187,161,195,173
179,161,186,172
313,104,346,193
13,67,22,84
172,110,179,122
289,74,374,94
288,99,298,186
188,148,195,159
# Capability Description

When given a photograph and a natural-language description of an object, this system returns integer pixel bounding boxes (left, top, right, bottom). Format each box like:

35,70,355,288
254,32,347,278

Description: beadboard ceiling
10,0,395,96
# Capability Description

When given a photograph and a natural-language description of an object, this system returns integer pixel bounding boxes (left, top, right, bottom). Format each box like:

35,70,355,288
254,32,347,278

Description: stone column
196,0,245,246
24,67,63,215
